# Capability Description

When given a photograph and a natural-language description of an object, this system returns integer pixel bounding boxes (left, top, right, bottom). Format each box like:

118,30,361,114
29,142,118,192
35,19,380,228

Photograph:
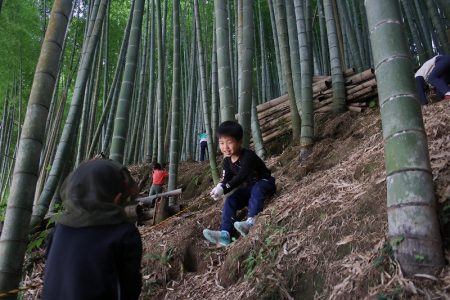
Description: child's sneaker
234,220,252,236
203,229,231,246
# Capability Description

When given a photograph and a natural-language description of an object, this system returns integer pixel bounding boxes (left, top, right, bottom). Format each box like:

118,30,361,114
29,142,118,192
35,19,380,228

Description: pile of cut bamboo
254,68,377,144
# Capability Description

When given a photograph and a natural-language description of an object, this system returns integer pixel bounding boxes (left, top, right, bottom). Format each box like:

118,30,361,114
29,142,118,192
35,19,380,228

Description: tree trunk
0,0,73,295
425,0,450,53
294,0,314,151
156,0,166,163
211,26,219,139
323,0,346,113
110,0,145,163
144,0,156,162
30,0,108,228
214,0,235,122
193,0,219,183
238,0,254,147
400,0,427,65
317,0,330,74
268,0,284,94
413,0,434,58
365,0,444,276
168,0,181,206
273,0,302,142
286,0,302,111
337,0,363,71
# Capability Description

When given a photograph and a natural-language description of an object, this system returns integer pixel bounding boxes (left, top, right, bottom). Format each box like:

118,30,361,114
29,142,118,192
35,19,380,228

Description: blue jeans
415,76,428,105
200,141,208,161
220,177,276,233
428,55,450,98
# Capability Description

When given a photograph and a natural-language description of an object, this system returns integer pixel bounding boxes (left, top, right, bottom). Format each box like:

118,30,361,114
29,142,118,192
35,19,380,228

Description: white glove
210,183,224,200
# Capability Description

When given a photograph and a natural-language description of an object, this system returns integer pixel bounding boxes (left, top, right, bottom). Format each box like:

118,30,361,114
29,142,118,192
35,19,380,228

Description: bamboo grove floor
22,100,450,299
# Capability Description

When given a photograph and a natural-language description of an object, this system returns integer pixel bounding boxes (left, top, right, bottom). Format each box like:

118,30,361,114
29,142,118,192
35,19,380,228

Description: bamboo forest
0,0,450,299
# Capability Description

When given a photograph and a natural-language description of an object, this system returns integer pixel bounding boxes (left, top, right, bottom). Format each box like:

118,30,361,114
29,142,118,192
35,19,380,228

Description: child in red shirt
149,162,168,195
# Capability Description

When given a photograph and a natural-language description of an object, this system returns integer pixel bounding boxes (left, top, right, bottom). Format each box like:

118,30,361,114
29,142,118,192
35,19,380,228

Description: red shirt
152,169,168,185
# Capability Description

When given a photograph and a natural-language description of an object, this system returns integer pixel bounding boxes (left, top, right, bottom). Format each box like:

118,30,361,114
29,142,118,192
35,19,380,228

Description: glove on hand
210,183,224,200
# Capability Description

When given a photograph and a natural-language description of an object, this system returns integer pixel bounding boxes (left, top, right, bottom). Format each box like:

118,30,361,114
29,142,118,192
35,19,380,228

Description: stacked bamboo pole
249,68,376,144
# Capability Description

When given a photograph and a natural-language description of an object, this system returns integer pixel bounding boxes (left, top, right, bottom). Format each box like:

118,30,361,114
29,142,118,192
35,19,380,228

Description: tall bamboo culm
365,0,444,276
0,0,73,295
168,0,181,206
30,0,109,228
193,0,219,184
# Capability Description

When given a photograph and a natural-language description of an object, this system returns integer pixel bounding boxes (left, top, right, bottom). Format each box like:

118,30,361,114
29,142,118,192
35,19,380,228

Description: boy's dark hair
217,121,243,141
153,162,162,170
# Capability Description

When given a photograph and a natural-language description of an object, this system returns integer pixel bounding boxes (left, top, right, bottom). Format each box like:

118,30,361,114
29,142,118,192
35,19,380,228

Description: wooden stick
347,106,363,112
138,188,183,205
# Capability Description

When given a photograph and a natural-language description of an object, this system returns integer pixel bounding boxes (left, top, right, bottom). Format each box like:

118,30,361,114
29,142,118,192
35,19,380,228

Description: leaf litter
21,101,450,299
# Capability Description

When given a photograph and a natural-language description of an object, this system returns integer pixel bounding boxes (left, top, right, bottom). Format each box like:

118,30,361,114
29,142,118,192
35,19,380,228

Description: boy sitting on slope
203,121,276,246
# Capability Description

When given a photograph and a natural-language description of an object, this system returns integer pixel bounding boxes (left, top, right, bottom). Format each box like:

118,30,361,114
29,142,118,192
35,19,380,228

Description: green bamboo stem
425,0,450,53
323,0,346,113
238,0,254,147
214,0,235,122
109,0,145,164
168,0,181,206
286,0,302,111
268,0,284,94
365,0,444,276
194,0,219,183
0,0,73,294
294,0,314,149
156,0,166,163
31,0,108,228
274,0,302,142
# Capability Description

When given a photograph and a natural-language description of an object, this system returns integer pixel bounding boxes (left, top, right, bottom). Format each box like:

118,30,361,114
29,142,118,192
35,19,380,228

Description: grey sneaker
203,229,231,246
234,221,252,237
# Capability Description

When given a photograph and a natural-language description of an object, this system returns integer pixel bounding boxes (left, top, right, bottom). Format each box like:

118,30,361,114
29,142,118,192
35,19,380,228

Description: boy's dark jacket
221,148,272,194
42,160,142,300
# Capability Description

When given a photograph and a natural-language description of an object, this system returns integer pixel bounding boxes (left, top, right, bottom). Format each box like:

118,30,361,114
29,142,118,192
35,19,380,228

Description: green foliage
144,247,174,267
243,221,287,280
26,229,49,253
414,254,425,263
372,241,394,272
0,201,6,221
26,202,64,253
368,97,379,108
0,0,41,106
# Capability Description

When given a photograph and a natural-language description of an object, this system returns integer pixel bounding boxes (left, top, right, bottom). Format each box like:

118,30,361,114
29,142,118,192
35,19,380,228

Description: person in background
203,121,276,246
198,131,208,161
149,162,168,195
415,54,450,105
42,159,142,300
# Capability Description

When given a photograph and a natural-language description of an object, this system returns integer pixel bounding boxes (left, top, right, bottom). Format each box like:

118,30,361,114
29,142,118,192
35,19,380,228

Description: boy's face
218,135,242,157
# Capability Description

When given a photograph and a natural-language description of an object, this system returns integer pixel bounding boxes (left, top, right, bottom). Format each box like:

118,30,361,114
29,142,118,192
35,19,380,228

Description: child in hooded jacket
42,159,142,300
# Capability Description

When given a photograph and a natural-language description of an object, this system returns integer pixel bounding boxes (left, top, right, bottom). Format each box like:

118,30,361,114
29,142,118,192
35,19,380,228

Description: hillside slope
21,102,450,299
138,102,450,299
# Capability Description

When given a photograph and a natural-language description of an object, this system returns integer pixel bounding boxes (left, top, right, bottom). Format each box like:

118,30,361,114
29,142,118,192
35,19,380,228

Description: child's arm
117,227,143,300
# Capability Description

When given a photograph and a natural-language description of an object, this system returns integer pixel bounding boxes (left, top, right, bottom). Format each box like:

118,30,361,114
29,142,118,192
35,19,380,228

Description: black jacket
42,223,142,300
221,148,272,194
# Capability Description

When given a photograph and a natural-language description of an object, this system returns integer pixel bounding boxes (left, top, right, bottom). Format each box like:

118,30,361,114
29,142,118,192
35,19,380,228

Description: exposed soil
22,101,450,299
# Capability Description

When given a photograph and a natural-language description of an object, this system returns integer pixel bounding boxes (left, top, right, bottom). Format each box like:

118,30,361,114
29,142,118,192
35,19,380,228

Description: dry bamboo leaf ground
22,101,450,300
